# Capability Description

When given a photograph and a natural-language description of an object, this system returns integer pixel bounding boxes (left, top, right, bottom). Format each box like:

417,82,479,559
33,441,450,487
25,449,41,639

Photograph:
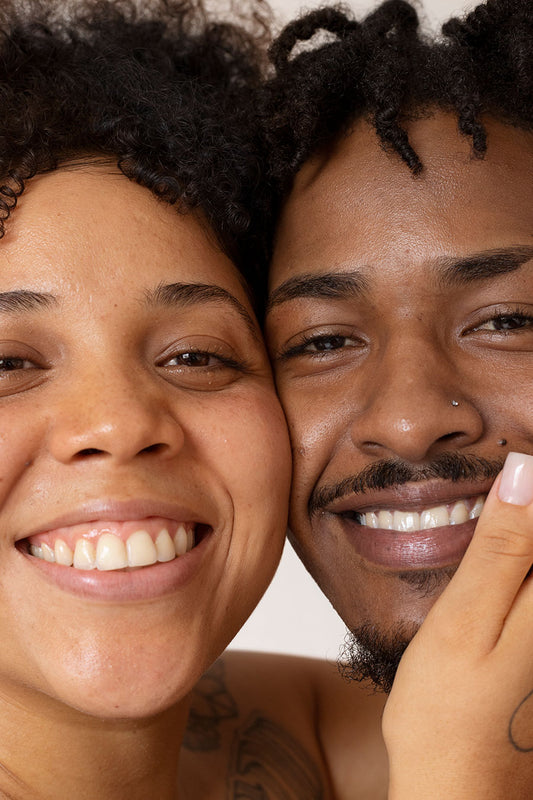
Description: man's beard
338,623,414,694
337,565,457,692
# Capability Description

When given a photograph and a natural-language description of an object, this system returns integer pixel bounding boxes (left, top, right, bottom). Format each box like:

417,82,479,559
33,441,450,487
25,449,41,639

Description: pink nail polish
498,452,533,505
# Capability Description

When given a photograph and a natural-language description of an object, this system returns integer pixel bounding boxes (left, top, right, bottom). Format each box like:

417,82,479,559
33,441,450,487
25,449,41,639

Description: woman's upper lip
17,498,213,541
322,477,496,515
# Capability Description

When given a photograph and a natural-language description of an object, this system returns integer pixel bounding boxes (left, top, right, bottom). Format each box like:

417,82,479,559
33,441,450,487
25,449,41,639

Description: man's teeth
356,495,485,532
29,526,195,571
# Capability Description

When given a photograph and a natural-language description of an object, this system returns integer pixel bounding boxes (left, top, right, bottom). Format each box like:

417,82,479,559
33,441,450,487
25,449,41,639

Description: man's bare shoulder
181,651,388,799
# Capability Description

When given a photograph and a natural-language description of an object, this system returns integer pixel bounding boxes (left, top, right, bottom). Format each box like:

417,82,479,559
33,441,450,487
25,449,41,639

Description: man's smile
313,478,499,570
348,494,486,531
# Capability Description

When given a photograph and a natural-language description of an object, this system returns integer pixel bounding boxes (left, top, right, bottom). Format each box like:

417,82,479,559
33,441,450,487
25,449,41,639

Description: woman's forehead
0,166,250,305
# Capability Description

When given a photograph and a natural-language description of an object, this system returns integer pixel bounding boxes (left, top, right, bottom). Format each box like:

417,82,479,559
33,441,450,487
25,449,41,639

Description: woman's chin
24,629,210,721
41,661,197,721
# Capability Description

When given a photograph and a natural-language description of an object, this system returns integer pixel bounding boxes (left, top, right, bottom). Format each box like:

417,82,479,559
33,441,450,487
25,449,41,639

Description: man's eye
280,332,364,360
472,313,533,332
306,335,349,352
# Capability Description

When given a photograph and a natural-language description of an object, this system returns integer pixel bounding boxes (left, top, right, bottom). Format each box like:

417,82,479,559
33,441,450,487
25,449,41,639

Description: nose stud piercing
498,439,508,446
451,400,459,407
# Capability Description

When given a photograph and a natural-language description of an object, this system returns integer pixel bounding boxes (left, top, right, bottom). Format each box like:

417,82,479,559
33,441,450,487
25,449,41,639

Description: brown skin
188,111,533,800
12,122,529,799
0,164,291,799
0,161,385,800
181,652,388,800
266,112,533,643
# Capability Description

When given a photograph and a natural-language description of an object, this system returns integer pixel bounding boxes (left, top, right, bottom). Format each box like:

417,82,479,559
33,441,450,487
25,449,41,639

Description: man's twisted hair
0,0,272,296
263,0,533,196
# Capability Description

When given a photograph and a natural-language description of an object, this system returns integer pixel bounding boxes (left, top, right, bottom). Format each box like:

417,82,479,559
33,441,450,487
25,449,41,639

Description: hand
383,452,533,799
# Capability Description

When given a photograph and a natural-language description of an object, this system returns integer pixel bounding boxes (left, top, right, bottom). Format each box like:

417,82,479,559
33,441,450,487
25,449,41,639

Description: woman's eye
157,344,248,391
0,350,45,397
0,356,35,371
164,351,216,368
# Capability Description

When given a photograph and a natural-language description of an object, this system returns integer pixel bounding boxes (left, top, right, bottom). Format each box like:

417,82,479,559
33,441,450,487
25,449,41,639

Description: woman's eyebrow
0,290,58,313
145,281,260,340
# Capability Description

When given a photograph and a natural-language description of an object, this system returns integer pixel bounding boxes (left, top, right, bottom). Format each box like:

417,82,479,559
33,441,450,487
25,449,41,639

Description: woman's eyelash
162,349,248,371
0,356,34,371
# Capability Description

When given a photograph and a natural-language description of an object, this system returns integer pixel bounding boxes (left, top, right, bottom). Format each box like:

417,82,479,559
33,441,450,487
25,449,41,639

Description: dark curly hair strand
263,0,533,198
0,0,272,298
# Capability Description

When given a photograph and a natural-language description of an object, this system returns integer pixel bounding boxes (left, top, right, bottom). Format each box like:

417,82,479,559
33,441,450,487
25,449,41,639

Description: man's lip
320,477,496,515
330,514,477,569
17,499,214,542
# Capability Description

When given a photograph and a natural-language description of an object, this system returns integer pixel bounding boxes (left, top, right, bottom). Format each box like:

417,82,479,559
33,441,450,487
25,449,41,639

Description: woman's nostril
140,443,166,455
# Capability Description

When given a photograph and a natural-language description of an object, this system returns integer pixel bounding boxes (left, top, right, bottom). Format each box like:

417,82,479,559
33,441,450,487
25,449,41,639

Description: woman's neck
0,682,191,800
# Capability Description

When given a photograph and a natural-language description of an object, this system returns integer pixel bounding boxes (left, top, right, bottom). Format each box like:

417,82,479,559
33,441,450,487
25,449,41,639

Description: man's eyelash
279,334,349,360
476,306,533,328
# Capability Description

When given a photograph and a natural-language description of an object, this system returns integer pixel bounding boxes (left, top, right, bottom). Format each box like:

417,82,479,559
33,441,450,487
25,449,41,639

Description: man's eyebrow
266,271,367,312
0,290,58,313
146,282,259,340
436,246,533,287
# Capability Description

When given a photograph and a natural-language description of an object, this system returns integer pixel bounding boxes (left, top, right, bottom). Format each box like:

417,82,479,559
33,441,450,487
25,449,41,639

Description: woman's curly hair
263,0,533,197
0,0,272,298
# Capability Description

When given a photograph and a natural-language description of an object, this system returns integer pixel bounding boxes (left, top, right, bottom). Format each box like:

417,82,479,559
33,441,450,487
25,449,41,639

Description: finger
434,453,533,649
498,569,533,651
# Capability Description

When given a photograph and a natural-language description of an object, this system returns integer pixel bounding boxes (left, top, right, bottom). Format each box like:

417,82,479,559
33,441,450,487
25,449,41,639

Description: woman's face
0,165,291,719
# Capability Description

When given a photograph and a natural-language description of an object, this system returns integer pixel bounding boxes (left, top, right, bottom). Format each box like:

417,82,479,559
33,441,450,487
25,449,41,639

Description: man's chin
338,621,419,694
397,563,457,594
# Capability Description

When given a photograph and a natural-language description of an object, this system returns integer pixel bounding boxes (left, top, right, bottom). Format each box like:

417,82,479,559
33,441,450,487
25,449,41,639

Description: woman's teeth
29,526,195,571
355,495,486,532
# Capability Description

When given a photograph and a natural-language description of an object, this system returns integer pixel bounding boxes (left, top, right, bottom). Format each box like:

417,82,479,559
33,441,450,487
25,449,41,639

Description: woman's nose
45,366,185,465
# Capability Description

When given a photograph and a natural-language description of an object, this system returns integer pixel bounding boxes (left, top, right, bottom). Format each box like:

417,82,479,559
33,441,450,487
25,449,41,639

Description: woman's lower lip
20,531,213,602
338,517,476,569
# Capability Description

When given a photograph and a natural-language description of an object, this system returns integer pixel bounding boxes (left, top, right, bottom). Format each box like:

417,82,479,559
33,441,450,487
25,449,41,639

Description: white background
228,0,475,660
265,0,474,28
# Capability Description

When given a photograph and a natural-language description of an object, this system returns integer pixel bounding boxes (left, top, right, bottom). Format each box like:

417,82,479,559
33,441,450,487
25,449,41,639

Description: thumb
435,451,533,650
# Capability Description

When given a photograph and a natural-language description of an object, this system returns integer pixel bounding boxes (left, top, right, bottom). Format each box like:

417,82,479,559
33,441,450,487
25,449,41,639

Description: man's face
266,112,533,682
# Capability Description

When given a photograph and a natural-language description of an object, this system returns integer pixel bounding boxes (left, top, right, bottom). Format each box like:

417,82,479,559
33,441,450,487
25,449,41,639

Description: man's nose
45,366,185,465
350,336,484,463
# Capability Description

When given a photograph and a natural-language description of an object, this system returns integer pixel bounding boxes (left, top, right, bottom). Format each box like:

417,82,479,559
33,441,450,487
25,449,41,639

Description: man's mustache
309,453,504,515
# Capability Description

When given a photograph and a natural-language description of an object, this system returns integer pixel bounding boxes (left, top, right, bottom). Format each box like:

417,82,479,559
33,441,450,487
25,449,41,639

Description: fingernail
498,452,533,505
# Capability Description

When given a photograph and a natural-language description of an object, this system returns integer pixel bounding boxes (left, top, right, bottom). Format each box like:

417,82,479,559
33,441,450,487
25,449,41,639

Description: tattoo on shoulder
509,689,533,753
228,714,324,799
184,659,238,751
184,661,325,798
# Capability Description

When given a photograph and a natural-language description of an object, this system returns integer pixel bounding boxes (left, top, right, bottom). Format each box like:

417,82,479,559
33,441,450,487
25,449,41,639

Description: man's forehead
271,111,533,287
